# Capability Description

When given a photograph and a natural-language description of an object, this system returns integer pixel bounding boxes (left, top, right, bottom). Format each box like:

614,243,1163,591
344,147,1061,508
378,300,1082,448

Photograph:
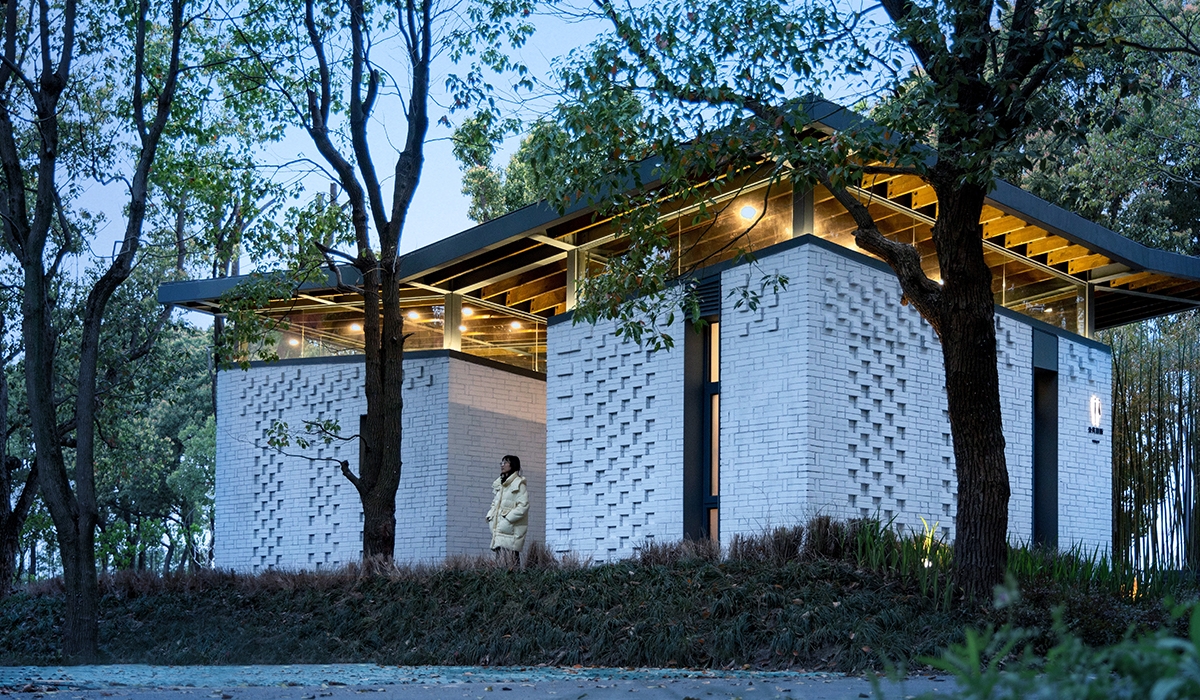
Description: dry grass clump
634,537,720,566
727,526,805,564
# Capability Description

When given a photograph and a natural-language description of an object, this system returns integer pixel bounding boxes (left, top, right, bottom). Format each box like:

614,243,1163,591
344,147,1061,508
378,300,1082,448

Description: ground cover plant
0,518,1193,671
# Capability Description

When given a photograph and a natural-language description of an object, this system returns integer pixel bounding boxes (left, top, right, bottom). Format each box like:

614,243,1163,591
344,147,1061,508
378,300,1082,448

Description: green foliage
1103,313,1200,572
453,114,626,224
266,418,345,451
1001,7,1200,258
90,314,216,574
930,605,1200,699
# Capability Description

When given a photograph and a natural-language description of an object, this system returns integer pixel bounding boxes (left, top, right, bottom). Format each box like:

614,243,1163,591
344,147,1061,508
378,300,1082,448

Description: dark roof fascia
157,266,365,307
397,156,666,280
986,181,1200,282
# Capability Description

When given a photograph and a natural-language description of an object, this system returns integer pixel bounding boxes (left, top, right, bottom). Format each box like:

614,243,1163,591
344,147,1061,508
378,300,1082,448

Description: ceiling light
739,205,758,220
458,325,467,332
407,311,419,320
510,321,522,330
287,338,300,347
462,307,474,316
1044,308,1054,313
349,322,362,332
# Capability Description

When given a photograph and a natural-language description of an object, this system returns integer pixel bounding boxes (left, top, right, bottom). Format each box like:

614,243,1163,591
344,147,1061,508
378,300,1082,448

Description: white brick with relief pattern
214,355,545,571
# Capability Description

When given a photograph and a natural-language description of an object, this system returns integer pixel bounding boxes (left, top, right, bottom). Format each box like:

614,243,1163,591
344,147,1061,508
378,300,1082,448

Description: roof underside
161,137,1200,369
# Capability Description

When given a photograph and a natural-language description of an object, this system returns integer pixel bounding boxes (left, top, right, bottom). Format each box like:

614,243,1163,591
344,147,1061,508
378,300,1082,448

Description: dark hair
502,455,521,472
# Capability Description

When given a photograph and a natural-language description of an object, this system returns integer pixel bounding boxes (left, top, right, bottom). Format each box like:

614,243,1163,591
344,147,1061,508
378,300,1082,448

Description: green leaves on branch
266,418,346,451
214,273,301,370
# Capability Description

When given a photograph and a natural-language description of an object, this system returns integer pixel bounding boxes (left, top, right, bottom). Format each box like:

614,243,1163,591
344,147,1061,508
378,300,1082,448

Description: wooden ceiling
172,168,1200,353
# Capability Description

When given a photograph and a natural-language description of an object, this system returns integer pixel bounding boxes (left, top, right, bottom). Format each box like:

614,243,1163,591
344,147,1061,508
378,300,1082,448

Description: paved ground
0,665,960,699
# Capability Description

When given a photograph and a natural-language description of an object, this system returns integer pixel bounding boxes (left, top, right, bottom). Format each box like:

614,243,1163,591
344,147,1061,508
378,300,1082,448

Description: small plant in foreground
926,588,1200,699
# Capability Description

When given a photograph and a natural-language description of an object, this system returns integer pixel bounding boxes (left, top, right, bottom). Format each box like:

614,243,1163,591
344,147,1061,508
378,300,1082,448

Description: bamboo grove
1107,311,1200,571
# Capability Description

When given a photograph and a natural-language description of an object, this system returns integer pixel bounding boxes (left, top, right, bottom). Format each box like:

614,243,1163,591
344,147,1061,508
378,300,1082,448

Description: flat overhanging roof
159,98,1200,338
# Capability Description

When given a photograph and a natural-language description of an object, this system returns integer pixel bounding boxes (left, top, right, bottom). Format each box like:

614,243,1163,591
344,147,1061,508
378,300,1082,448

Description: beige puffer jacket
487,473,529,552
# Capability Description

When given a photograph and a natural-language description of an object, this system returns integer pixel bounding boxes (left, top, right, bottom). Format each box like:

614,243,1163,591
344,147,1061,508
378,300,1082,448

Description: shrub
931,604,1200,699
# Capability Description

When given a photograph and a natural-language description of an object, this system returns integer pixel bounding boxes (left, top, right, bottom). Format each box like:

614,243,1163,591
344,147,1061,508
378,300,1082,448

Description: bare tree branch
816,168,943,323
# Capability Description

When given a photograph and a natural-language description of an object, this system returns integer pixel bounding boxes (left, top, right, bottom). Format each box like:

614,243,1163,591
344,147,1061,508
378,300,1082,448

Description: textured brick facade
214,353,545,571
545,238,1110,560
544,316,686,561
718,241,1042,544
217,239,1113,568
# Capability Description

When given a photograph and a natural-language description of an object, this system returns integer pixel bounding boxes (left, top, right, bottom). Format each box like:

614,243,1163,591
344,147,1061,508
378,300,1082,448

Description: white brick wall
447,361,547,558
394,357,451,563
717,241,1061,546
1058,340,1113,553
215,354,546,571
545,315,686,561
215,358,368,572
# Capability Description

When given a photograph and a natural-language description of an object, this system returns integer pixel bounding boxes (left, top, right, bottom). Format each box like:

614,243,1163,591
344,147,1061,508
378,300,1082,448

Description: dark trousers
493,547,520,567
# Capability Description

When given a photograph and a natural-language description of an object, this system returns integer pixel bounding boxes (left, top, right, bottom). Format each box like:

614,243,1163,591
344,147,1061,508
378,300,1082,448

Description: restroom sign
1088,395,1104,435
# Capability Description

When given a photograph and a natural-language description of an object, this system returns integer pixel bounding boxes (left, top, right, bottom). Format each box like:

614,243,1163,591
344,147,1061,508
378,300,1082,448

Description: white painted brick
215,355,546,571
545,315,686,561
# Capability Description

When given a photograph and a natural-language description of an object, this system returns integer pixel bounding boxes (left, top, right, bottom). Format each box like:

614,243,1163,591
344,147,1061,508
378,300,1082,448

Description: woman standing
487,455,528,566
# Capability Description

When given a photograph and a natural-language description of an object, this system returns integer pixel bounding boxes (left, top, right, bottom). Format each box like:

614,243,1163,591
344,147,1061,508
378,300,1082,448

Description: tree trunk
0,521,19,595
54,518,100,662
357,265,405,560
931,180,1010,597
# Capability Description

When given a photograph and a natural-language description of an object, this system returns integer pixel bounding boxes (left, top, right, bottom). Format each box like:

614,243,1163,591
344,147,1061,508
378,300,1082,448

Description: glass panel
458,303,546,372
674,182,793,272
239,297,448,363
709,394,720,497
708,322,720,383
992,257,1084,334
707,508,720,543
586,179,794,276
262,324,362,361
396,302,449,352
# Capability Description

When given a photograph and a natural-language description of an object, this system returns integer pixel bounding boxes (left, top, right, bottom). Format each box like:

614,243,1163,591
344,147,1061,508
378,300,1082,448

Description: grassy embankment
0,517,1192,670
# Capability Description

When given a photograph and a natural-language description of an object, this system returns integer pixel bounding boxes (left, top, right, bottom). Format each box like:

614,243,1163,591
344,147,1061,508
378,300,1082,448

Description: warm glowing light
1044,307,1054,314
458,325,467,332
739,205,758,220
287,338,300,347
407,310,420,320
462,307,474,316
510,321,522,330
349,322,362,332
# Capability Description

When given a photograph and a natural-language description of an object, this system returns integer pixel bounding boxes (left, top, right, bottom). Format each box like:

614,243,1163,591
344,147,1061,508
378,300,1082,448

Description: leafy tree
229,0,534,560
454,118,563,222
533,0,1200,596
453,93,646,223
1,301,37,597
0,0,202,661
91,267,216,575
